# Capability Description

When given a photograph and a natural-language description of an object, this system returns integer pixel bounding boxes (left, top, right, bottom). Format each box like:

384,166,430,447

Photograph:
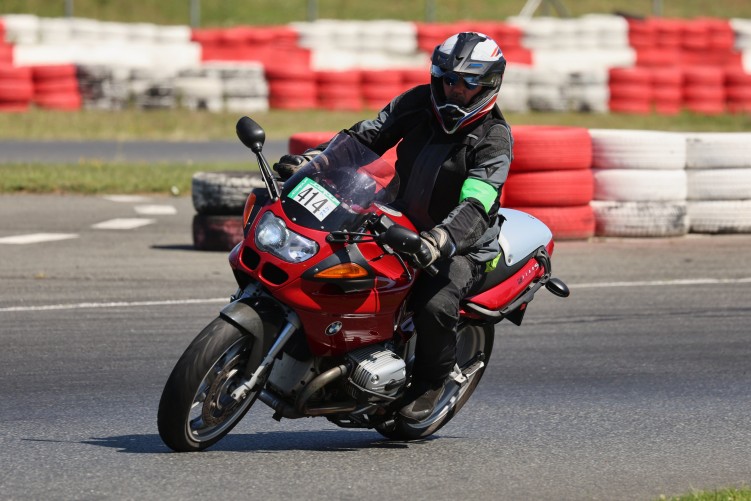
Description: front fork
222,283,302,403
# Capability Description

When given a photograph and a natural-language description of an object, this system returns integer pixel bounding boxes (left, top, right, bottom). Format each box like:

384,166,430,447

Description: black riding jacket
342,84,513,264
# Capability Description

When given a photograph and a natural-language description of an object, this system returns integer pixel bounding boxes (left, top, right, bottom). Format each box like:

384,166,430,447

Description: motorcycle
157,117,570,452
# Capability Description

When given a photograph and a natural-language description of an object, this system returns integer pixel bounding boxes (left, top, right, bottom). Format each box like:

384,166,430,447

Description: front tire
158,317,259,452
377,323,494,441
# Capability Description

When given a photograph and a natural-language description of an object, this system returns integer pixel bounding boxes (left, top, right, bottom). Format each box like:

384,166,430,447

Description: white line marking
0,298,228,313
102,195,150,203
134,205,177,215
0,233,79,245
571,277,751,289
91,218,155,230
1,278,749,313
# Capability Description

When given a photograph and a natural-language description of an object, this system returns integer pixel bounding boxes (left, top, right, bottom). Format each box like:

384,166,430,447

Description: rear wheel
158,317,260,452
376,323,494,441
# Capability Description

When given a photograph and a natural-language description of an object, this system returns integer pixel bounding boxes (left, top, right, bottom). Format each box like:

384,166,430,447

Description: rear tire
376,323,494,441
158,317,260,452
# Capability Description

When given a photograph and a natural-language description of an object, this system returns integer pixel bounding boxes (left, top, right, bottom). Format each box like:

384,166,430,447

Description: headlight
254,211,318,263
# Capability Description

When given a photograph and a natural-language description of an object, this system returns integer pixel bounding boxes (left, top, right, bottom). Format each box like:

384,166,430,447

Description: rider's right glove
272,150,322,180
412,227,456,269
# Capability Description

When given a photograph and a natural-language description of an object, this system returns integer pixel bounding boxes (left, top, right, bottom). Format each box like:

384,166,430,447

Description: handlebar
329,224,439,278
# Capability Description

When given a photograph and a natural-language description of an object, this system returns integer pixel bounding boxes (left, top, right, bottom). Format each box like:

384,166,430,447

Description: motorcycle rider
273,32,512,422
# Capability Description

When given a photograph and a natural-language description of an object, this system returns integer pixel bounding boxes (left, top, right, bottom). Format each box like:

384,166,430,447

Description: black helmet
430,32,506,134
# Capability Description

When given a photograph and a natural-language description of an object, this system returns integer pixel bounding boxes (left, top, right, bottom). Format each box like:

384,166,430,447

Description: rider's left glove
412,227,456,269
272,149,322,180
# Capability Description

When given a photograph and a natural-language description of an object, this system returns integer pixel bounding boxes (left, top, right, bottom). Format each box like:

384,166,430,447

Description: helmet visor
430,65,498,90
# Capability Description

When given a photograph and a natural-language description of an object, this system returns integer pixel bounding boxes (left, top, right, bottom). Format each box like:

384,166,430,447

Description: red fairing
232,204,418,357
461,240,554,314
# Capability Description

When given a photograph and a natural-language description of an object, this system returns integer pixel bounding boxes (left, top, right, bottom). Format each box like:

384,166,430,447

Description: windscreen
280,133,399,232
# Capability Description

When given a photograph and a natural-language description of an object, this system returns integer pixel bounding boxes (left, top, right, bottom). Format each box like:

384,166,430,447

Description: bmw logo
325,321,343,336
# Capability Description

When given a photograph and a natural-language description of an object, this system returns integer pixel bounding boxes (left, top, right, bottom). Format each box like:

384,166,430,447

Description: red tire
318,96,362,111
31,64,77,81
609,67,652,86
192,214,243,252
288,131,336,155
510,126,592,172
501,170,594,207
361,70,403,86
609,82,651,101
684,100,724,115
34,93,82,110
683,66,724,86
0,65,31,80
506,205,595,240
0,80,33,101
268,80,316,98
34,79,79,95
316,70,361,85
609,99,651,115
0,101,30,112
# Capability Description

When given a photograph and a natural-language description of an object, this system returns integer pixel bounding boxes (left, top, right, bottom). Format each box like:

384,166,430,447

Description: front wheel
377,323,494,441
158,317,260,452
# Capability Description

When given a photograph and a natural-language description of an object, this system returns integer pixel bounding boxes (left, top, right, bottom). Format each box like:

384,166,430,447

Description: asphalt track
1,194,750,500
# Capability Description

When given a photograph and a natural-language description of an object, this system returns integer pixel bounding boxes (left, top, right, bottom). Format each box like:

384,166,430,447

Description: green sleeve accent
460,178,498,214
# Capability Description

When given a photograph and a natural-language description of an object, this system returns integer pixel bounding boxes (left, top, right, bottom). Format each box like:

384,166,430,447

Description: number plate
287,177,341,221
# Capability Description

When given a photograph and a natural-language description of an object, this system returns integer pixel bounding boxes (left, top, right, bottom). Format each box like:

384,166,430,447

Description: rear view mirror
382,225,422,254
236,116,266,153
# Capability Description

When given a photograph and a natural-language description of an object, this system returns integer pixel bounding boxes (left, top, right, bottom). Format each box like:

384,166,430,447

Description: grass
659,487,751,501
1,108,749,141
3,0,751,25
0,160,247,195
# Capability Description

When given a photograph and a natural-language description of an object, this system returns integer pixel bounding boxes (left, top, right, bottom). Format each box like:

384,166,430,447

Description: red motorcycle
157,117,570,452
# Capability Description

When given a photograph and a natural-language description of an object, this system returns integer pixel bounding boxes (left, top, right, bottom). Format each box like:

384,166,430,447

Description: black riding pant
408,255,484,382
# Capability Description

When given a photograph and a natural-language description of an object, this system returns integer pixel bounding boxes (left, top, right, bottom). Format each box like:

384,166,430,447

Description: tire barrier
4,14,751,115
684,132,751,234
192,214,244,252
192,171,266,216
589,129,689,237
185,128,751,250
591,201,689,238
31,63,81,110
0,64,32,111
191,171,266,251
501,126,595,240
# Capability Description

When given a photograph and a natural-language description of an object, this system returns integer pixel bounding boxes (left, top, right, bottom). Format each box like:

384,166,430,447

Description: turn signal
242,192,257,227
313,263,369,279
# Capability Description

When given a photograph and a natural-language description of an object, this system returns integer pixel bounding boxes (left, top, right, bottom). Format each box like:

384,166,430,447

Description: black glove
412,227,456,269
272,150,321,180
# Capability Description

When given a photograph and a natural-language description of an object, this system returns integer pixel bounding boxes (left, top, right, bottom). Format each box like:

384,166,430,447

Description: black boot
398,378,446,422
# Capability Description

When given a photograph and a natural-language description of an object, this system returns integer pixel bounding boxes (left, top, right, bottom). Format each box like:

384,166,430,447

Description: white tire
687,201,751,233
593,169,687,202
192,171,266,215
687,168,751,200
591,201,689,237
684,132,751,169
590,129,687,170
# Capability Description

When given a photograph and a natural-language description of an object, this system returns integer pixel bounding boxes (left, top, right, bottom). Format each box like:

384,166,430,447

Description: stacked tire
685,133,751,234
683,66,725,115
266,65,317,110
589,129,689,237
315,70,362,111
31,64,82,110
191,171,265,251
362,70,402,110
0,65,32,112
500,126,595,240
608,67,651,114
724,68,751,113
